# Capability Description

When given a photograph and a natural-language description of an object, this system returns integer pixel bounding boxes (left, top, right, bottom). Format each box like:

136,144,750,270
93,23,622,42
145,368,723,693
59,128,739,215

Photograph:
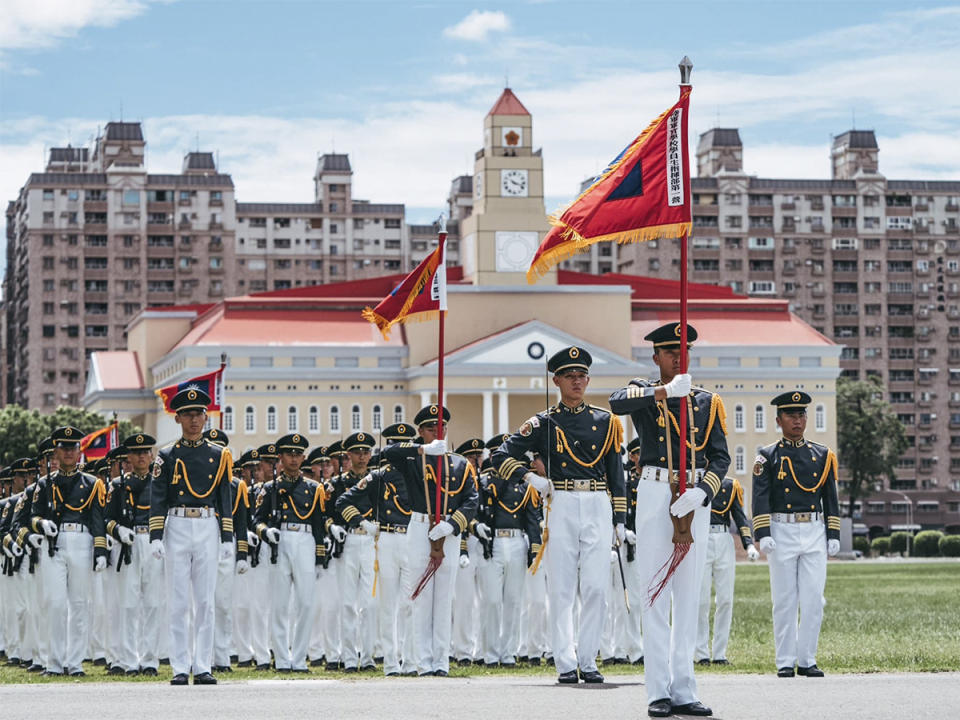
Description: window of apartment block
725,216,742,229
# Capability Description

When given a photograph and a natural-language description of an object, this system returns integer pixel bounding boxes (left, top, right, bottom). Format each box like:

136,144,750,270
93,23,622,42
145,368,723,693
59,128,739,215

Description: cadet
451,438,487,666
305,445,342,670
106,433,164,676
381,405,479,676
476,442,542,668
695,477,759,667
253,433,326,672
609,323,729,718
752,391,841,679
30,426,109,676
203,428,249,673
233,450,260,669
618,436,645,666
494,347,626,685
333,431,377,672
149,388,235,685
1,465,28,669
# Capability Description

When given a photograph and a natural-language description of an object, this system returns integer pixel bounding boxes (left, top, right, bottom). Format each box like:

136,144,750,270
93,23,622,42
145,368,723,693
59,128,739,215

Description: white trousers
233,564,254,663
117,534,164,671
407,516,458,674
479,535,526,664
696,531,736,661
520,564,549,658
375,530,413,675
312,556,342,664
247,558,272,665
337,532,376,668
620,542,645,661
32,543,53,667
768,521,827,669
270,530,316,670
635,480,710,706
602,543,637,660
47,531,94,674
544,491,610,675
452,535,486,661
164,514,219,677
213,544,235,666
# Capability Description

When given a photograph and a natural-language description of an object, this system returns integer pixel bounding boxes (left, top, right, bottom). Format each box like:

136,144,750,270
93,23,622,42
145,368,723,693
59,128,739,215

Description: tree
0,404,142,467
836,376,908,517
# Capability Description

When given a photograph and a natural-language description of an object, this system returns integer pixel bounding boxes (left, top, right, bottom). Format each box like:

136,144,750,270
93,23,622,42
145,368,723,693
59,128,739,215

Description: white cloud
0,0,152,51
442,10,510,42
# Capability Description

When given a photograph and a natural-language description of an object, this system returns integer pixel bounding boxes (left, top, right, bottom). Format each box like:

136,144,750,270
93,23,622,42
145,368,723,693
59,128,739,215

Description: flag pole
677,56,693,494
433,216,448,525
219,352,227,430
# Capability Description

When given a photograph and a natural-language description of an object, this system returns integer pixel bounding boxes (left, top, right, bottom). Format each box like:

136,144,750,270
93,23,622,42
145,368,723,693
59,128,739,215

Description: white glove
670,486,707,517
151,539,165,559
94,556,107,572
610,550,618,564
827,539,840,557
2,544,14,559
360,519,379,536
264,527,281,545
26,533,44,550
247,529,260,547
625,529,637,546
475,522,491,541
40,519,59,538
758,536,776,554
421,439,448,456
220,542,234,562
105,535,115,551
746,544,760,561
523,472,551,496
428,520,454,541
615,523,626,544
330,524,346,543
236,559,249,575
458,554,470,569
323,537,333,553
117,526,135,546
664,373,692,398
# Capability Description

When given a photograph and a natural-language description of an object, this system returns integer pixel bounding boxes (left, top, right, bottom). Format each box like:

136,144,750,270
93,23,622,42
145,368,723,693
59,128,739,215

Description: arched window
372,404,382,432
329,405,340,433
393,404,404,424
287,405,298,432
308,405,319,433
203,415,212,431
266,405,277,434
222,405,234,433
735,446,745,474
815,403,826,432
734,404,745,432
244,405,255,434
754,404,766,432
351,404,362,432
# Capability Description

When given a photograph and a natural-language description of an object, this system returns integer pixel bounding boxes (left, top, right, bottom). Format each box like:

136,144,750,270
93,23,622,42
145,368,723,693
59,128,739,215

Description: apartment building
616,128,960,533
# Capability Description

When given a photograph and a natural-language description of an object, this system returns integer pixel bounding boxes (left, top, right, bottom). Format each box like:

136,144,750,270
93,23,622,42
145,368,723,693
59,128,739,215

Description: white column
497,391,510,434
419,391,432,407
482,392,494,440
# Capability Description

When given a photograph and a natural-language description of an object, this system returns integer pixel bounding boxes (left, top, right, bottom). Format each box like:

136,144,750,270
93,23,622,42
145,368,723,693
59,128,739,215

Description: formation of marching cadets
0,326,842,718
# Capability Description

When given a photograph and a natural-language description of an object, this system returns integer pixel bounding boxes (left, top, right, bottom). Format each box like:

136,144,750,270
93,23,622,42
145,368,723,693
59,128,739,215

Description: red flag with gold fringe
526,85,692,283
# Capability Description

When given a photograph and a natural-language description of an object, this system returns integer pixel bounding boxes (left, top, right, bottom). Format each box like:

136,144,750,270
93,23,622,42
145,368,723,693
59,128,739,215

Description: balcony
831,206,858,218
84,201,107,213
781,201,797,211
947,202,960,212
178,220,192,230
782,243,797,255
915,203,930,212
209,221,223,230
946,225,960,235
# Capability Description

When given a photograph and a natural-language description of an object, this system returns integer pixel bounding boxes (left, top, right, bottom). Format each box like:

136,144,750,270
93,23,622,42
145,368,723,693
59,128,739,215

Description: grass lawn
1,561,957,684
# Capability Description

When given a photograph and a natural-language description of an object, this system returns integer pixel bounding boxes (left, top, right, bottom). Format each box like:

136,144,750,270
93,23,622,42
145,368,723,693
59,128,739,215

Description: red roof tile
91,351,144,390
487,88,530,117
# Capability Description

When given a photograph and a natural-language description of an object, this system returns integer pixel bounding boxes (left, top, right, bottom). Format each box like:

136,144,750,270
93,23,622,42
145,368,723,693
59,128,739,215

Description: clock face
500,169,528,197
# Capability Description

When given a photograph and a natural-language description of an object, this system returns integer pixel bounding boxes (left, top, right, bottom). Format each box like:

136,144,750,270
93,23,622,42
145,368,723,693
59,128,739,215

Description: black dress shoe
374,656,384,664
108,666,125,676
580,670,604,684
473,659,486,666
69,671,86,677
697,658,711,666
42,670,63,677
671,701,712,716
159,658,170,666
647,698,672,717
457,658,472,667
28,663,43,673
386,671,400,677
230,655,239,664
633,656,645,666
528,656,541,666
141,667,158,677
292,668,310,673
797,665,824,677
777,666,795,677
360,663,376,672
277,668,292,674
343,666,358,673
712,659,729,666
433,669,448,677
193,672,217,685
220,666,233,673
500,661,516,669
557,670,579,684
126,669,140,677
324,662,339,672
5,657,20,666
92,658,107,667
171,673,189,685
256,663,272,671
309,659,324,667
237,660,254,668
546,656,555,667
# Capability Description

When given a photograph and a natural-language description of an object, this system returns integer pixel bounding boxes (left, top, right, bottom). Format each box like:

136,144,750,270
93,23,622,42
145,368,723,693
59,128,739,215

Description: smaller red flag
362,238,447,340
155,368,224,416
80,422,118,460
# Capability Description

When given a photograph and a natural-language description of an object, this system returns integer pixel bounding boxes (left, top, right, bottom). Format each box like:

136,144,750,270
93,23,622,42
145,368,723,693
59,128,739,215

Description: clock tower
461,88,556,286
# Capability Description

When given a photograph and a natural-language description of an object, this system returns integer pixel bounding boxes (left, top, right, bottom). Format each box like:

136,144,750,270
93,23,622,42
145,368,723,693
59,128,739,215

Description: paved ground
2,671,956,719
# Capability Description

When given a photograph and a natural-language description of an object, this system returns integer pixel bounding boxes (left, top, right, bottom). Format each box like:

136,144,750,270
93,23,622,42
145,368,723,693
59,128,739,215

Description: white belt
281,522,312,533
348,527,368,535
59,522,89,534
495,528,523,538
168,506,215,519
640,466,705,484
134,525,149,534
709,524,729,534
409,512,430,524
772,512,822,524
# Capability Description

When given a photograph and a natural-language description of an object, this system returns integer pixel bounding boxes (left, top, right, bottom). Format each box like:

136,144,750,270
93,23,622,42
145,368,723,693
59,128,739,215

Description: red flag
80,422,118,460
155,368,225,416
527,85,692,283
362,239,447,340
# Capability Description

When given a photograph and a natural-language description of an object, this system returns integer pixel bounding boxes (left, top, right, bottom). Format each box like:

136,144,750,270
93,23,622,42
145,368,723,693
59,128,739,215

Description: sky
2,0,960,238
